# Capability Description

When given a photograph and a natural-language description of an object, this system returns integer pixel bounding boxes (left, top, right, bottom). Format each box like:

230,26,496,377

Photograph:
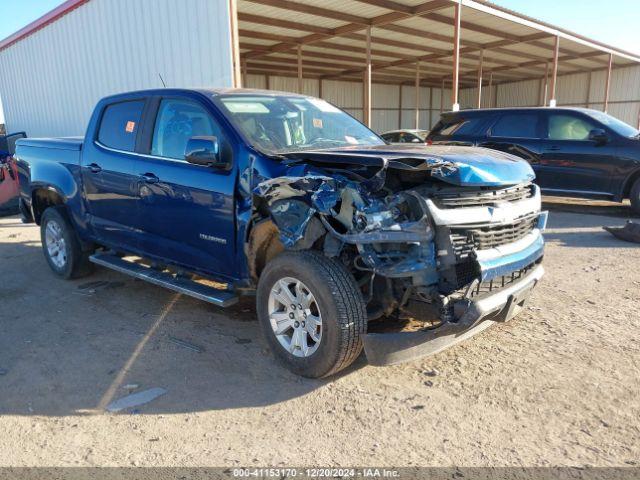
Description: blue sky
1,0,638,54
491,0,640,56
1,0,640,124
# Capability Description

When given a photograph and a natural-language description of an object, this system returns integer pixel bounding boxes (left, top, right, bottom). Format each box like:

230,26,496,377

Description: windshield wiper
281,140,346,153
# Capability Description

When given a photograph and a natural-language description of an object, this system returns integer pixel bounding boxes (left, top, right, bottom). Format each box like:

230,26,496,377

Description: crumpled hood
281,144,535,187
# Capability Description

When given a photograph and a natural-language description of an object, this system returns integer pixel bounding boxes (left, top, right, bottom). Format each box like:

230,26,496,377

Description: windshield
215,95,384,154
582,110,639,138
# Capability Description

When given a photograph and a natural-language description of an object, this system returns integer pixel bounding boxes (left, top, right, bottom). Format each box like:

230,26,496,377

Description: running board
89,253,239,308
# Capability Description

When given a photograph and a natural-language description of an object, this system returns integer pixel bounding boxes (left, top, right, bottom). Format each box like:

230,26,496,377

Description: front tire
40,206,94,279
256,251,367,378
630,178,640,216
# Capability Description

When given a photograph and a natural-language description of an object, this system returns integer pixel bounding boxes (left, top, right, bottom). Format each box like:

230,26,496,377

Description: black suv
427,107,640,214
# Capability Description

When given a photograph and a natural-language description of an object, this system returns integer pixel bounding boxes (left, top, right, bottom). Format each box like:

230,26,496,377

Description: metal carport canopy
230,0,640,126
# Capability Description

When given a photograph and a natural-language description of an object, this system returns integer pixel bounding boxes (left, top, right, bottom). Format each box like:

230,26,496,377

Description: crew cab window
547,114,597,141
490,113,539,138
151,99,219,160
97,100,145,152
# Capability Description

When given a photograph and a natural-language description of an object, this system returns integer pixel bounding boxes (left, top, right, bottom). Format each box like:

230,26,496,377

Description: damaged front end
252,147,546,366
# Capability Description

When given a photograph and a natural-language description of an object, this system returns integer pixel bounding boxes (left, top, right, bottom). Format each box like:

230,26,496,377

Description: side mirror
588,128,609,145
185,136,228,169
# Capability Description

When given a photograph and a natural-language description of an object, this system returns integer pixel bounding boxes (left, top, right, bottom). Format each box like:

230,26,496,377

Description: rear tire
630,178,640,216
40,206,94,279
256,251,366,378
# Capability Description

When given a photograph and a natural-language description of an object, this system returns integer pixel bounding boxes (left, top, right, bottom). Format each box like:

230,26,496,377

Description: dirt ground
0,197,639,468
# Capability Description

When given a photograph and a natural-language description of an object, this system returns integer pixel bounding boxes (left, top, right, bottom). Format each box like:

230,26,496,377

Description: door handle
140,173,159,184
545,146,561,151
88,163,102,173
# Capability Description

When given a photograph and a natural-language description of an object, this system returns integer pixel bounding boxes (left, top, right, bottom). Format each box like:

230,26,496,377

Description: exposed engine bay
251,147,547,329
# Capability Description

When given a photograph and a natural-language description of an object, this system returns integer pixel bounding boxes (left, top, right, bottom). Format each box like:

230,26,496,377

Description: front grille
455,260,480,288
433,183,534,209
450,215,537,256
468,259,541,298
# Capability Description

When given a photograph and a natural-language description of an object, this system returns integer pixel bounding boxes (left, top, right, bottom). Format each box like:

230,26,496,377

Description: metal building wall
401,85,444,131
459,85,497,109
459,64,640,127
244,74,267,90
253,64,640,132
556,72,590,105
245,74,452,134
267,76,320,98
371,83,399,133
588,65,640,125
322,79,364,123
0,0,234,137
495,78,540,107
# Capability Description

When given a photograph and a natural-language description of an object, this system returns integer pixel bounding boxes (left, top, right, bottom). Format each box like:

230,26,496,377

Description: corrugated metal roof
1,0,639,88
234,0,640,88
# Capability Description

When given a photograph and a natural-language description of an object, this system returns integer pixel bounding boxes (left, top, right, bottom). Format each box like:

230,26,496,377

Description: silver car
381,129,429,144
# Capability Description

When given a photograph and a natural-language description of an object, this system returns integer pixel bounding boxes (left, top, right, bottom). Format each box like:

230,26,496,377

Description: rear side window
381,132,398,143
432,116,486,137
490,113,539,138
97,100,145,152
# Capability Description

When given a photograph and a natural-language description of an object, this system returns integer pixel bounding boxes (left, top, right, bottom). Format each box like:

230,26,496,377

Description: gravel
0,201,638,467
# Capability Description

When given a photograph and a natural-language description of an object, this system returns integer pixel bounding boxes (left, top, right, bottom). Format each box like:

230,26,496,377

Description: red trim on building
0,0,90,52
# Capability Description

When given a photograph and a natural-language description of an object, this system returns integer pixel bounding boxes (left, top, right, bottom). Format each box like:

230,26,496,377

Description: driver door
129,96,237,280
538,112,618,194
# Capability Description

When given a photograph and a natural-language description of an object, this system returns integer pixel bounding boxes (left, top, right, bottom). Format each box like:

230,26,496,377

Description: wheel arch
622,168,640,200
246,218,285,282
31,186,67,224
246,213,329,283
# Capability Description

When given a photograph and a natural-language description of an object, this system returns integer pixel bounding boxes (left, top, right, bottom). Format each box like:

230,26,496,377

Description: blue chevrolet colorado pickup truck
16,88,547,377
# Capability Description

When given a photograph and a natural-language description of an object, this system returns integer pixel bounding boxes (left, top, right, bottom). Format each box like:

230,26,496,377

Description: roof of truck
101,88,311,103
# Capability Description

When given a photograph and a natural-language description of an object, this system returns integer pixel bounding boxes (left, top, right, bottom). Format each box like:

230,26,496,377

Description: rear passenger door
130,96,237,279
85,99,146,249
479,111,545,179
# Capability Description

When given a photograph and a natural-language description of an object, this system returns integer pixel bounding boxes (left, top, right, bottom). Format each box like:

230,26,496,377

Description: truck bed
16,137,83,172
17,137,83,151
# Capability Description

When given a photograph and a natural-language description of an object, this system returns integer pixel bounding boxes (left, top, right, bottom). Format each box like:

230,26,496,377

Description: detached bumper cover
363,263,544,366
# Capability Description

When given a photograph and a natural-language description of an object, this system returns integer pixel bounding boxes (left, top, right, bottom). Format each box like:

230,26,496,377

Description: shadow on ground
543,196,637,219
0,197,634,417
543,197,638,248
0,222,364,416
